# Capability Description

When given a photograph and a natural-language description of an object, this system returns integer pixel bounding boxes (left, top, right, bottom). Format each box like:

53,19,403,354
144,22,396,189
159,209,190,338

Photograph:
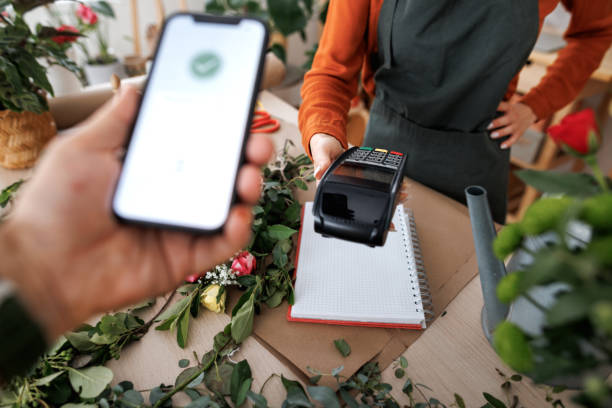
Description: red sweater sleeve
521,0,612,119
298,0,370,157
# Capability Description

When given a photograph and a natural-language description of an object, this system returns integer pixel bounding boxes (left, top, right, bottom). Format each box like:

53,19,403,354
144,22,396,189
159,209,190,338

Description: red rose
548,108,600,156
76,4,98,25
231,251,256,276
52,25,80,44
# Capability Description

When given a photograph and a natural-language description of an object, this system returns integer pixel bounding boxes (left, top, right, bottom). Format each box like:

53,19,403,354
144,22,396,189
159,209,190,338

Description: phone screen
113,15,267,231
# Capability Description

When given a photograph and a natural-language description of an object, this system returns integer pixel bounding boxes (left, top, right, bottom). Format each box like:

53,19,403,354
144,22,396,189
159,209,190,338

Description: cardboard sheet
249,178,479,385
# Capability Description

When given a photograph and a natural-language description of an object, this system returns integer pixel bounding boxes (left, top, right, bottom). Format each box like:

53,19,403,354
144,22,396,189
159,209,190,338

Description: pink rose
76,4,98,25
231,251,256,276
185,273,202,283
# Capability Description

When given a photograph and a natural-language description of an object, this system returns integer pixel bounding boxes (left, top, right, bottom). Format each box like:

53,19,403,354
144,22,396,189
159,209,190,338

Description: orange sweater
299,0,612,155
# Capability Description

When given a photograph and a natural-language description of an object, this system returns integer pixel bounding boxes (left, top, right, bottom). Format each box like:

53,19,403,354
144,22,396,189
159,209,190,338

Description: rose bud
231,251,256,276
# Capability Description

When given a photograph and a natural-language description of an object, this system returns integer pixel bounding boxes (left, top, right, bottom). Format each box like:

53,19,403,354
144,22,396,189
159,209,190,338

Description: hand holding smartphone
113,13,268,233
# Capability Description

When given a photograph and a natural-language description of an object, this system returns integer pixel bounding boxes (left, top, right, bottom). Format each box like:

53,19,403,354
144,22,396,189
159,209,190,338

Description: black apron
364,0,539,223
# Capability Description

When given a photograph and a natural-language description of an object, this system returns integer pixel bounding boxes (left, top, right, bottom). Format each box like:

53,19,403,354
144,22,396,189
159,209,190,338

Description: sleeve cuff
520,90,555,121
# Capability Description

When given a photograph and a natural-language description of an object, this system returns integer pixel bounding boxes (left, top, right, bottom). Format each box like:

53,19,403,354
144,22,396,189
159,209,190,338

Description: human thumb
76,85,140,150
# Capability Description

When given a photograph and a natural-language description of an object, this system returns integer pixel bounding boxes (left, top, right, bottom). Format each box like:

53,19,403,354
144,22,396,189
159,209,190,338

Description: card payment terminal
313,146,407,246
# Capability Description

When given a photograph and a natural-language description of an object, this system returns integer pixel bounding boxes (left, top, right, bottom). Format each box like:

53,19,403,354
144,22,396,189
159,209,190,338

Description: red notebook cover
286,205,424,330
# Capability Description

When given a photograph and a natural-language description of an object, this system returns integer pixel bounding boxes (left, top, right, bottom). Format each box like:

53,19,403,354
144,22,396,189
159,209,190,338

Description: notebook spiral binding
403,207,435,324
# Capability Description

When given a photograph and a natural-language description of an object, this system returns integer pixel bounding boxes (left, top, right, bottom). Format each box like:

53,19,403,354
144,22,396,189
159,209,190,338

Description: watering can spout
465,186,509,342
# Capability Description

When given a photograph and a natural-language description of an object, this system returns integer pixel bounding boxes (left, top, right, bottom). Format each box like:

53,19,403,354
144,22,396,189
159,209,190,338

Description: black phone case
112,13,269,235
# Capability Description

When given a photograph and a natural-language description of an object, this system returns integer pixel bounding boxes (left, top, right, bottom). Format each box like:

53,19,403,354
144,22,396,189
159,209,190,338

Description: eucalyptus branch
139,292,176,333
259,373,279,394
153,351,219,408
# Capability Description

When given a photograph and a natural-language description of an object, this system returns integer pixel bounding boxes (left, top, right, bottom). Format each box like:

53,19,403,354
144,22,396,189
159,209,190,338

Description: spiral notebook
288,202,433,329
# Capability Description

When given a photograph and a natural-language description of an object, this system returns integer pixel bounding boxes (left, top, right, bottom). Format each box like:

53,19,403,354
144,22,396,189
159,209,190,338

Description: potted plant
204,0,315,65
0,1,83,169
73,2,123,86
492,109,612,407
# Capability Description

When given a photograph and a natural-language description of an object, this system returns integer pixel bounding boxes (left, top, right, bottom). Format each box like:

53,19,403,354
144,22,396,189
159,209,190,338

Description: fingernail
487,122,494,130
491,132,499,139
314,165,321,176
501,143,508,149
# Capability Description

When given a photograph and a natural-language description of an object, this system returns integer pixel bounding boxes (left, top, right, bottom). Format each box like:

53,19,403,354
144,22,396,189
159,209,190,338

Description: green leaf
269,42,287,63
89,1,115,17
67,366,113,399
339,389,359,408
546,289,605,327
454,393,466,408
482,392,507,408
402,379,413,395
272,240,289,268
293,178,308,190
515,170,600,197
268,0,307,36
231,293,255,343
236,378,252,406
156,296,191,323
100,314,127,336
247,390,269,408
179,359,190,368
149,386,171,407
0,56,24,92
238,275,257,287
120,389,144,407
399,355,408,369
265,289,286,308
60,404,97,408
281,375,313,407
308,375,322,384
0,181,24,208
176,367,205,388
394,368,405,378
334,338,351,357
13,50,53,95
331,366,343,377
65,331,97,352
213,331,231,353
510,374,523,382
493,322,534,373
177,307,191,348
204,361,234,395
307,386,340,408
232,287,254,317
267,224,297,241
231,360,252,404
129,298,156,311
185,396,215,408
33,371,65,387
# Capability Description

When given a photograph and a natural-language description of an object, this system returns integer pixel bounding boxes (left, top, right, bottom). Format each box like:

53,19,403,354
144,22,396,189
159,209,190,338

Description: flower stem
585,155,609,192
523,293,548,313
153,351,218,408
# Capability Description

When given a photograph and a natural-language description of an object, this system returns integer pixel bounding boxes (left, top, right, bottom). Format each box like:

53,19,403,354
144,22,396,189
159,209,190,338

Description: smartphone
113,13,268,233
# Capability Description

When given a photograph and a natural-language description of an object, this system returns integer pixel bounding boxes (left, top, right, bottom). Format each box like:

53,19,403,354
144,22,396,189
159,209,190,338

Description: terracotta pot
0,110,57,169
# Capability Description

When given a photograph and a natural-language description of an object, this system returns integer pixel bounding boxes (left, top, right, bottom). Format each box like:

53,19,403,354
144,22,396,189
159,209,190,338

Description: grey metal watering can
464,185,591,387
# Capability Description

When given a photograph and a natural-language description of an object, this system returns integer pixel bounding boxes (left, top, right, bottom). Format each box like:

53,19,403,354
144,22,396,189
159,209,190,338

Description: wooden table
0,91,576,407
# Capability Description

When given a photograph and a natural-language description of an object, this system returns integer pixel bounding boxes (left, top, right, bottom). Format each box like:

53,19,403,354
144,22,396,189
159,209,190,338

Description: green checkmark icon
190,52,222,79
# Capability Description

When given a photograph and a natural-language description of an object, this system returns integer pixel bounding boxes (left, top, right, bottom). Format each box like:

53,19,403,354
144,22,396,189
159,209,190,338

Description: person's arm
298,0,370,176
0,87,273,380
521,0,612,120
489,0,612,148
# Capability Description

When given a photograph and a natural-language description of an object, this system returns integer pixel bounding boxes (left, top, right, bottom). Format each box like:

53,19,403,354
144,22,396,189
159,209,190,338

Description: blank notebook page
291,202,425,327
